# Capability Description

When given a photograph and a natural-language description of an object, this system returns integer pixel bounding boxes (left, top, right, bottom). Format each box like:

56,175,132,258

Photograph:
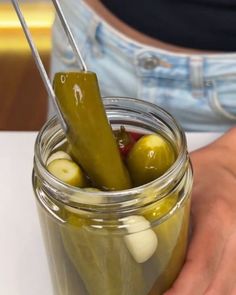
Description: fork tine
11,0,68,132
51,0,88,71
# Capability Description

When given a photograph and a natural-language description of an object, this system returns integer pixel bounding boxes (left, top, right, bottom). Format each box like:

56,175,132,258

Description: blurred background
0,0,54,130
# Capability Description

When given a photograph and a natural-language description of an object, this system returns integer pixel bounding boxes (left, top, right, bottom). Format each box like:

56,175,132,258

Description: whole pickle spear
61,220,147,295
53,71,132,190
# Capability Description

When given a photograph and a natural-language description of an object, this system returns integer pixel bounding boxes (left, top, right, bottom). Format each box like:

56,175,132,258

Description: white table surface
0,131,221,295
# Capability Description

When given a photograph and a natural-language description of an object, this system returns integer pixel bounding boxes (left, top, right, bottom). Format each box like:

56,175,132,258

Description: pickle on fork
53,71,132,191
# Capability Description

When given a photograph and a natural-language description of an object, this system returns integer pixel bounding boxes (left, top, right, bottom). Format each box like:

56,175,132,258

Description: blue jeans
50,0,236,131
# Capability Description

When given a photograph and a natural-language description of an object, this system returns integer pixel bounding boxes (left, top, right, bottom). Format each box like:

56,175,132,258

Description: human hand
164,128,236,295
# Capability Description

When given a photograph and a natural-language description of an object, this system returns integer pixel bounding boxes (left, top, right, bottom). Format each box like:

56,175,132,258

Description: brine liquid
36,188,190,295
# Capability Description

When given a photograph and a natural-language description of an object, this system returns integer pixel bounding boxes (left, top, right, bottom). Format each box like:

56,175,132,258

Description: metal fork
11,0,88,132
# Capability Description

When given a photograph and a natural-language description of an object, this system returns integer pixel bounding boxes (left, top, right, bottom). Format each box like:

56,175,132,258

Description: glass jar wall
33,97,193,295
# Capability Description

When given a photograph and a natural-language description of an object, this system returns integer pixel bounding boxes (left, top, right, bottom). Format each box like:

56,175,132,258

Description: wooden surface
0,2,53,131
0,52,48,131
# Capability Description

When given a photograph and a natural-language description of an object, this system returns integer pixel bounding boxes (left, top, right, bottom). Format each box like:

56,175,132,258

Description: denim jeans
50,0,236,131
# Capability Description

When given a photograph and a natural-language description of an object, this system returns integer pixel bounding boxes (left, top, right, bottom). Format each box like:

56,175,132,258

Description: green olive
127,134,176,186
144,193,179,222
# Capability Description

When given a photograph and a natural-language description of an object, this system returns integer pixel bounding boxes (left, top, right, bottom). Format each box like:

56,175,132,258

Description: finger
164,217,225,295
204,229,236,295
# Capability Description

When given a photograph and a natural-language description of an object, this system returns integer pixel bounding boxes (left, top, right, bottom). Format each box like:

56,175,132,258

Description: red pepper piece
114,126,135,157
129,132,143,142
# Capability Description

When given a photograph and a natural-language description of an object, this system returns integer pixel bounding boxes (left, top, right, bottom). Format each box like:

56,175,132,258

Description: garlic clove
123,215,158,263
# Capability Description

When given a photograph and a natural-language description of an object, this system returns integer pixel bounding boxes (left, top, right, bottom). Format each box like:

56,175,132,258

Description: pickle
127,134,176,186
148,199,190,294
47,158,87,187
53,72,132,191
61,215,147,295
38,209,86,295
47,151,72,165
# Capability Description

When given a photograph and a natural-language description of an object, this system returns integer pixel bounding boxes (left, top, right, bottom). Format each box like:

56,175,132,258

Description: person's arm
164,127,236,295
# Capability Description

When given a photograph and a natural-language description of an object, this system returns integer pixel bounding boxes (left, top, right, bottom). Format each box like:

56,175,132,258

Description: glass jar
33,97,193,295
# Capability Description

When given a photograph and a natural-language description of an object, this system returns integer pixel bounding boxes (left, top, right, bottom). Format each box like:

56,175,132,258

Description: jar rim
34,96,188,209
